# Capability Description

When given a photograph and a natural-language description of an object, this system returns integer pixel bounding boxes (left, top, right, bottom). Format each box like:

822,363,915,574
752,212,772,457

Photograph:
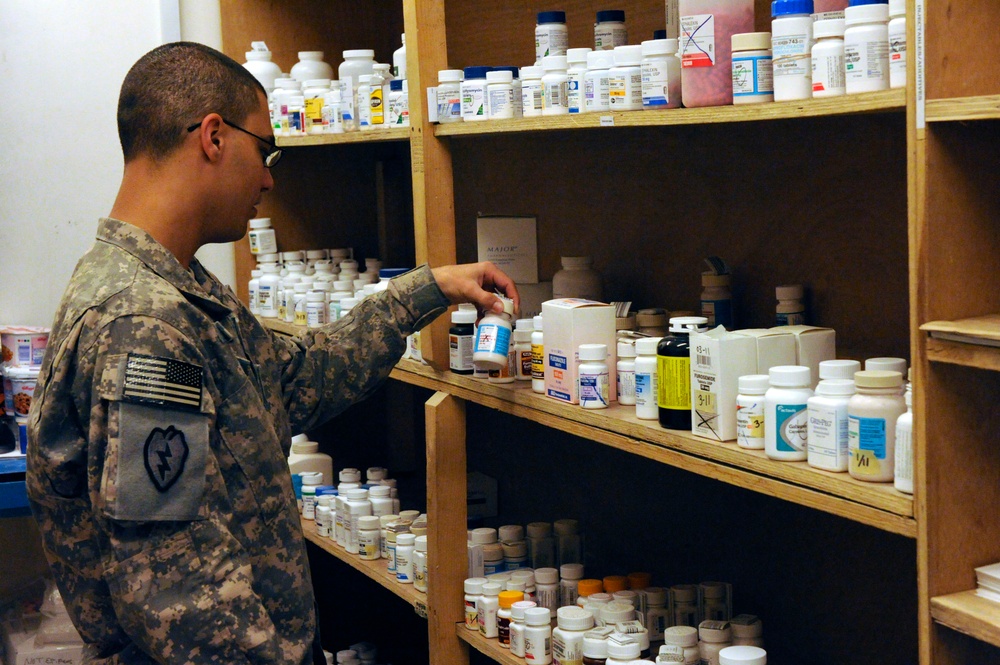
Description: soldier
26,42,518,664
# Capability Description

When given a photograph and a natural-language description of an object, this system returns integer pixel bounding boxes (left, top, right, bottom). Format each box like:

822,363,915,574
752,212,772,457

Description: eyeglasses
186,118,282,168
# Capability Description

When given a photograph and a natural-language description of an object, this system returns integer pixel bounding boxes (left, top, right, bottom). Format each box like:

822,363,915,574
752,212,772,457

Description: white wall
0,0,230,328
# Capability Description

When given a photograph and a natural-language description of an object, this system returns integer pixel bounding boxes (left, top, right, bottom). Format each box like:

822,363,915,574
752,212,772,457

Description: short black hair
117,42,266,163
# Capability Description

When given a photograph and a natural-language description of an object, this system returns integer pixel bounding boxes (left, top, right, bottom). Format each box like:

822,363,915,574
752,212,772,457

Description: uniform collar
97,218,234,319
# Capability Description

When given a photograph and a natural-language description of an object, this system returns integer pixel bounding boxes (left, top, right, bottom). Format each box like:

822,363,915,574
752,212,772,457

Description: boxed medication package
776,325,837,388
542,299,617,404
690,327,758,442
476,216,538,284
731,329,796,374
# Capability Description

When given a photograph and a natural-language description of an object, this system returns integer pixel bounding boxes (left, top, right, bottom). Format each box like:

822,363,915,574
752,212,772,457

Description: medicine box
775,325,837,388
515,281,553,319
476,215,538,284
731,329,796,374
689,327,757,442
2,614,84,665
542,299,617,404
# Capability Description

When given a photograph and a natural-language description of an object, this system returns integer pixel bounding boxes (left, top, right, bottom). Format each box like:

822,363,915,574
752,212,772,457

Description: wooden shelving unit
930,591,1000,650
924,95,1000,123
456,625,521,665
275,127,410,148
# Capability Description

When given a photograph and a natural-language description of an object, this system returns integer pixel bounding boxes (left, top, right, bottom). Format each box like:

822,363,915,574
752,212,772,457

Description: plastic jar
699,621,733,665
764,365,813,461
542,55,570,115
894,375,914,494
535,567,560,614
731,32,774,104
287,435,333,485
257,265,281,318
521,66,546,117
487,70,516,119
700,273,733,328
536,11,569,63
664,625,701,663
658,316,708,430
616,341,637,406
641,39,682,109
567,48,593,114
465,577,487,629
291,51,334,84
473,298,515,369
584,50,616,113
634,337,662,420
560,562,586,607
248,218,277,255
532,316,546,394
306,291,328,328
345,488,372,554
844,2,890,93
595,10,628,50
679,0,755,107
771,0,814,102
554,605,595,664
437,69,464,123
358,515,381,560
511,600,538,656
514,320,535,381
498,591,524,647
525,607,554,664
729,614,764,648
450,308,477,374
395,532,416,583
807,378,856,472
244,43,283,93
848,370,906,482
553,256,603,300
775,284,805,326
736,374,768,450
719,645,767,665
338,50,376,131
608,45,643,111
888,0,906,88
578,344,610,409
812,18,846,97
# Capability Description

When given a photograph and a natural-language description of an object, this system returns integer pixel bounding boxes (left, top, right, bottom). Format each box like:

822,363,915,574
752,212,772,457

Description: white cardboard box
775,325,837,388
732,329,797,374
515,281,552,319
476,216,538,284
542,299,617,404
690,327,758,442
2,616,84,665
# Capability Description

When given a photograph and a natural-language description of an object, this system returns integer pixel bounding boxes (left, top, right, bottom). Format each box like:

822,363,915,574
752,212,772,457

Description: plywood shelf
931,590,1000,649
921,316,1000,372
456,624,521,665
925,95,1000,123
275,127,410,148
300,517,428,615
435,89,904,137
925,338,1000,373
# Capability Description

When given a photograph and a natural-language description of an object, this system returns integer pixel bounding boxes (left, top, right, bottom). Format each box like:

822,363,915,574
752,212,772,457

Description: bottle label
474,323,511,356
895,423,913,483
450,334,475,371
845,38,889,85
462,84,487,119
579,370,609,407
657,355,692,410
370,85,385,125
808,404,848,465
488,87,515,119
635,371,656,408
531,342,545,379
776,403,809,452
773,33,811,78
552,632,583,662
567,74,584,112
525,634,552,661
641,59,671,107
465,599,478,629
618,368,636,402
732,55,774,96
813,49,846,93
776,310,806,326
849,415,888,477
680,14,715,68
519,349,534,378
737,400,765,448
595,25,627,51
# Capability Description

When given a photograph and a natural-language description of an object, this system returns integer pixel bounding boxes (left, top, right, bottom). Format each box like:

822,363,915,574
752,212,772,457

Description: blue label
635,373,652,397
732,54,773,96
775,403,808,452
547,388,572,401
856,416,888,459
643,96,668,107
549,354,567,370
474,323,511,356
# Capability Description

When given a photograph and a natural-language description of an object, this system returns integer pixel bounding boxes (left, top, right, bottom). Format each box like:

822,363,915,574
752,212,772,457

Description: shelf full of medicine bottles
275,126,409,148
300,516,428,615
434,88,904,138
929,590,1000,651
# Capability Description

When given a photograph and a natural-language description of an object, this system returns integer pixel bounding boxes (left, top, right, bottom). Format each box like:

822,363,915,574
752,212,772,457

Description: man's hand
431,262,520,316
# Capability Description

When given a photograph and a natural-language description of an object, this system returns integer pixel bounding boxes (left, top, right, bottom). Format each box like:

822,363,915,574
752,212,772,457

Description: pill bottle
378,513,398,559
577,579,604,606
634,337,662,420
700,273,733,328
387,79,409,127
520,66,546,117
511,570,537,602
637,309,670,336
291,51,334,84
535,567,560,613
584,50,616,113
775,284,805,325
894,371,914,494
644,587,669,647
811,18,846,97
606,633,641,664
536,11,569,63
807,378,855,472
616,341,637,406
525,607,554,664
844,1,889,93
658,316,708,430
542,55,571,115
729,614,764,648
473,298,515,369
560,562,586,607
532,316,546,393
515,319,535,381
437,69,464,123
819,358,860,380
771,0,814,102
698,620,733,665
731,32,774,104
303,79,332,132
248,269,262,314
345,488,372,554
583,626,613,664
335,477,360,547
567,48,593,113
358,515,381,560
641,38,682,109
300,473,323,519
292,284,311,326
338,50,376,131
498,590,524,647
865,357,907,383
528,522,556,568
323,87,345,133
244,43,283,93
484,541,505,575
369,65,390,128
608,45,643,111
664,625,701,663
306,291,328,328
449,308,477,374
579,344,610,409
258,265,281,318
511,600,538,656
595,10,628,50
719,645,767,665
554,605,595,664
700,582,732,621
848,370,905,482
553,256,604,300
679,0,755,107
462,66,491,121
504,540,529,571
487,70,516,119
764,365,812,461
600,600,635,627
248,218,277,255
735,374,768,450
465,577,488,629
478,582,502,636
888,0,906,88
313,495,332,537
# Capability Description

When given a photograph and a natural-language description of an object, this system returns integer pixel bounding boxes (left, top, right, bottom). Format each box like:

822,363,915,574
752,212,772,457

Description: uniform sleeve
274,264,449,433
33,314,284,664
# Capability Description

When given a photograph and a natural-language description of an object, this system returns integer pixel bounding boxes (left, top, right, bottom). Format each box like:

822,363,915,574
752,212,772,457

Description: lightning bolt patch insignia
143,425,190,493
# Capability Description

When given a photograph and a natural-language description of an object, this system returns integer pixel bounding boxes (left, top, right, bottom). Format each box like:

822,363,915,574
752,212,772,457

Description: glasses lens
265,149,282,168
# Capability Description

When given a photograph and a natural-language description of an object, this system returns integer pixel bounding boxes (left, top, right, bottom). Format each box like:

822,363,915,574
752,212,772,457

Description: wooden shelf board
925,95,1000,123
435,89,905,137
300,517,427,614
931,590,1000,649
925,337,1000,373
456,623,521,664
275,127,410,148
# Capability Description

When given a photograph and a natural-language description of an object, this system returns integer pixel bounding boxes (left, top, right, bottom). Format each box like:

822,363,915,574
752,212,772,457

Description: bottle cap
612,44,643,66
701,581,728,598
578,344,607,361
340,468,361,482
671,584,697,601
583,627,612,658
249,217,272,229
669,316,708,333
819,359,861,380
533,315,544,331
343,49,375,59
865,357,907,375
567,47,593,65
492,66,521,79
596,9,626,22
644,586,667,605
557,605,595,630
481,581,502,596
511,570,536,586
298,51,325,60
599,600,635,624
542,55,569,71
535,567,559,584
537,10,567,23
738,374,770,394
719,645,768,665
815,378,856,396
511,600,537,620
498,525,524,542
358,515,380,529
813,17,846,38
699,620,733,642
303,78,332,88
578,578,604,596
465,577,487,594
506,578,527,592
729,614,764,638
301,472,323,486
613,589,638,607
527,521,552,537
732,32,773,51
854,370,903,389
451,309,477,325
587,592,612,604
771,0,814,17
499,590,524,608
603,575,629,592
560,563,585,580
486,70,513,84
845,1,890,25
617,341,636,358
627,572,652,589
606,634,641,659
346,488,368,500
525,607,552,626
888,0,905,17
768,365,811,388
586,49,617,69
664,625,699,647
520,65,544,80
463,65,493,79
634,337,662,355
775,284,804,300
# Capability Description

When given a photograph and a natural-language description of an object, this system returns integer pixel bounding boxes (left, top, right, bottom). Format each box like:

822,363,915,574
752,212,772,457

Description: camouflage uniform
26,218,448,664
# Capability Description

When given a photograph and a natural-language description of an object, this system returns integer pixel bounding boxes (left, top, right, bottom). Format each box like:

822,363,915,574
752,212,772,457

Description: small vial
524,607,554,664
465,577,487,630
731,32,774,104
536,11,569,63
595,10,628,51
578,344,610,409
807,378,856,472
844,2,890,94
478,582,502,637
812,18,846,97
764,365,813,462
634,337,661,420
775,284,805,326
608,45,643,111
616,341,637,406
736,374,769,450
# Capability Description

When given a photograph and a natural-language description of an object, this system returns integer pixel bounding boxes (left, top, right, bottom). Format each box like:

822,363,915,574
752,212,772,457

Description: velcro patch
121,353,203,411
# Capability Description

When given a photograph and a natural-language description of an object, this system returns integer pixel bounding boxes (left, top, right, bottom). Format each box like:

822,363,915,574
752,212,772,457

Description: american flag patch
122,354,203,410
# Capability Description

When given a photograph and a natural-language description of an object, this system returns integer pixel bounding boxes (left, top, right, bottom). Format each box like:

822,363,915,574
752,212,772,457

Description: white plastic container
244,42,283,93
521,66,545,117
257,265,281,318
437,69,464,123
819,358,860,380
487,70,516,119
248,217,277,255
524,607,553,664
355,75,373,129
608,45,643,111
595,10,628,50
771,0,814,102
642,38,682,109
300,473,323,519
844,2,890,93
393,33,407,79
358,515,381,560
736,374,768,450
888,0,906,88
578,344,610,409
719,645,767,665
248,269,262,315
473,298,515,369
807,378,855,472
465,577,487,630
848,370,906,482
699,620,733,665
339,49,376,130
635,337,662,420
345,488,372,555
731,32,774,104
478,582,502,637
395,532,416,583
811,18,846,97
542,56,570,115
306,291,328,328
553,606,594,664
532,316,546,394
291,51,334,84
764,365,813,461
462,66,491,121
536,11,568,63
679,0,755,107
584,49,616,113
287,434,333,485
510,600,538,657
514,320,535,381
387,79,409,126
566,48,593,114
303,79,332,133
894,375,914,494
617,341,637,406
552,256,603,300
535,567,560,614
